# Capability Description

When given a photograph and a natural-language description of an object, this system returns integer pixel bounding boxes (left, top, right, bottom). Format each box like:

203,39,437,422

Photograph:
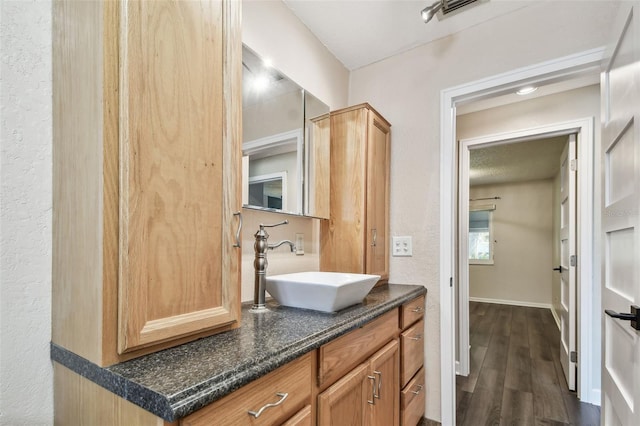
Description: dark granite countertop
51,283,426,422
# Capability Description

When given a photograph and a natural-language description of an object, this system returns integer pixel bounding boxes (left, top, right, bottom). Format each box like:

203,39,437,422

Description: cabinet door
368,340,400,426
318,363,368,426
321,108,368,274
365,111,391,280
118,0,241,353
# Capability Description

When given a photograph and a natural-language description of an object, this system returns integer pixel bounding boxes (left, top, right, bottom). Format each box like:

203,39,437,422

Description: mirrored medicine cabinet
242,45,330,219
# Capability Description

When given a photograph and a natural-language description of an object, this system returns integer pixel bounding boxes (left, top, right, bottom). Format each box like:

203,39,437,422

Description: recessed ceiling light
516,86,538,96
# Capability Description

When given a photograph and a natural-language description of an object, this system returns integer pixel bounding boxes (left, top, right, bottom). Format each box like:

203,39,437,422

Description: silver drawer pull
233,212,242,248
374,370,382,399
247,392,288,418
367,376,376,405
408,334,423,341
411,384,424,395
411,306,424,313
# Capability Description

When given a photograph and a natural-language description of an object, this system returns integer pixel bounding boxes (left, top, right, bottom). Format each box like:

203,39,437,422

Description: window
469,207,494,264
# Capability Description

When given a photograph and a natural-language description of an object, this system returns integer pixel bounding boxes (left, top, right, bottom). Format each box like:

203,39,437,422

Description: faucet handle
259,220,289,230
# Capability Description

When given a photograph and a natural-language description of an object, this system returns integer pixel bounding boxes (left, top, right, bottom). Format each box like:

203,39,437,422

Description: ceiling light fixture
421,0,443,23
516,86,538,96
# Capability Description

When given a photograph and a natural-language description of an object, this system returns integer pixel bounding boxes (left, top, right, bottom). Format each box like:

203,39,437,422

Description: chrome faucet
251,220,295,312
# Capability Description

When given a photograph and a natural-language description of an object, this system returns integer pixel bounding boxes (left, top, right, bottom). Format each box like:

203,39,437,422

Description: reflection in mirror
242,45,304,215
241,45,331,218
304,94,330,218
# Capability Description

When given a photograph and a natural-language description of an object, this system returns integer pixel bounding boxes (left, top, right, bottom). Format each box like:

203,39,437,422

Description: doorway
439,48,604,425
457,133,576,386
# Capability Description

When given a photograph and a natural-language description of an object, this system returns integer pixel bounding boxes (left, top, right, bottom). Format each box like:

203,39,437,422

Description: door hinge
570,159,577,171
570,351,577,363
570,255,577,267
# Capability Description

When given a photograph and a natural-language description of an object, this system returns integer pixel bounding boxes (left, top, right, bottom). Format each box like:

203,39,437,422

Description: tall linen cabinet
320,104,391,282
52,0,242,370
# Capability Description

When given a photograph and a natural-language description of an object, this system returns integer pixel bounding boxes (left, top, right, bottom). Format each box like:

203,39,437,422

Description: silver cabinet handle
371,229,377,247
247,392,288,418
233,212,242,248
411,384,424,395
374,370,382,399
408,333,423,341
367,376,376,405
411,306,424,313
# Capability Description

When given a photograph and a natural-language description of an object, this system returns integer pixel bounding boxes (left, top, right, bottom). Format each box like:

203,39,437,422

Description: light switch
392,236,412,257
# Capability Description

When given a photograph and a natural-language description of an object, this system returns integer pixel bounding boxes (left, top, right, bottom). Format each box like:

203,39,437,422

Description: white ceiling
282,0,536,71
280,0,595,187
470,136,568,186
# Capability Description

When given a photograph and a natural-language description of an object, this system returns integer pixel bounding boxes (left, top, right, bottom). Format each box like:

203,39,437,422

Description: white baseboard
469,297,553,310
550,306,561,331
590,389,601,407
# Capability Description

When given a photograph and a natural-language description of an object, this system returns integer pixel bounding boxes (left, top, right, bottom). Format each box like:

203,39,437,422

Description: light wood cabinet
369,340,401,426
318,309,398,386
401,319,425,387
320,104,391,283
399,297,426,425
181,353,313,426
401,368,425,426
52,0,242,366
283,405,313,426
317,362,369,426
318,340,399,426
400,295,426,329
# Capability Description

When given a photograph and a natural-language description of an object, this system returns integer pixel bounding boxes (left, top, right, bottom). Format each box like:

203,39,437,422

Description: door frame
439,47,605,425
457,122,590,389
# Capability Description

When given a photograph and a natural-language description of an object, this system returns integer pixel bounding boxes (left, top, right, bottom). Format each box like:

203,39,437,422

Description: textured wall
0,1,53,424
469,180,555,305
348,3,616,420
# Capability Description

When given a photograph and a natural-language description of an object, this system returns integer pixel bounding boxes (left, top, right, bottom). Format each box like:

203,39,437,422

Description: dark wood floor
456,302,600,426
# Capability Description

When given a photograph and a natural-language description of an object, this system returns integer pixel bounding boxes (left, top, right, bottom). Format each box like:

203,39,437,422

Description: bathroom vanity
51,285,426,425
52,1,425,424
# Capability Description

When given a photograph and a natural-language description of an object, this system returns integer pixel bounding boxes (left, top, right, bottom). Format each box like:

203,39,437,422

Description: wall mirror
242,45,330,218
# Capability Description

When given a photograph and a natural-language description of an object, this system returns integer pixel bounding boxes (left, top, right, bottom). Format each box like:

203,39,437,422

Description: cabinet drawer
400,319,424,386
181,353,312,426
319,309,399,386
282,405,312,426
400,295,425,329
401,368,425,426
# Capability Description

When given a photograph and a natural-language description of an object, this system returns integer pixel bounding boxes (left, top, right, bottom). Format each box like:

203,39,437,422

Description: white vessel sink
266,271,380,313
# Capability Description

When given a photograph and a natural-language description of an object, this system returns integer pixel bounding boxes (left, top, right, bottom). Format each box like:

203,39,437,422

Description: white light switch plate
392,236,412,257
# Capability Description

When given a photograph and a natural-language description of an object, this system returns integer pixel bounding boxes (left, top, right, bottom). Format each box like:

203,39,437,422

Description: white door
559,134,577,392
601,3,640,425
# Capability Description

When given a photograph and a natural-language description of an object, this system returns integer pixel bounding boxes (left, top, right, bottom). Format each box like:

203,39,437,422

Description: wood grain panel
102,0,122,365
319,309,399,387
369,340,400,426
320,107,368,273
282,405,312,426
53,363,170,426
52,0,106,364
308,114,330,219
401,319,424,387
181,353,312,426
400,295,425,329
118,0,240,353
365,112,391,281
401,368,425,426
318,362,368,426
